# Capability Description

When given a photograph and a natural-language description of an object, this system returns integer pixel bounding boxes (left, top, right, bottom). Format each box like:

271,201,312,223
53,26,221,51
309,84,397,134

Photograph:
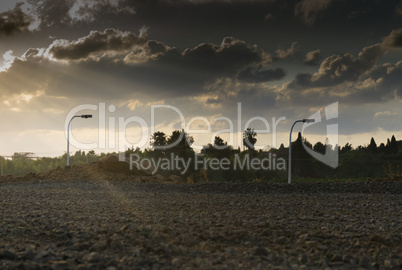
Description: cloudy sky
1,0,402,156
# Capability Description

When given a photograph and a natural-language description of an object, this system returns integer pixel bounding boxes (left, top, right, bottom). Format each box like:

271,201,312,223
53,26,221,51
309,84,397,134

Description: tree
166,130,194,156
214,136,232,159
313,141,326,155
340,143,352,154
276,143,287,157
367,137,378,154
378,143,386,154
202,136,230,155
151,131,167,150
291,132,314,177
213,136,227,149
243,128,257,150
389,135,398,154
163,130,195,176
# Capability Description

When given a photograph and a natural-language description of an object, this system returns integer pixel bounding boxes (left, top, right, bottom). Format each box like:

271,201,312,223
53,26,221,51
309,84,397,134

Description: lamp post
67,114,92,166
288,118,315,184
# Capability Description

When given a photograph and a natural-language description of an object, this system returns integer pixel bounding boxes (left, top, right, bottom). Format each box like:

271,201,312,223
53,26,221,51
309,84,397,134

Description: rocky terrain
0,176,401,269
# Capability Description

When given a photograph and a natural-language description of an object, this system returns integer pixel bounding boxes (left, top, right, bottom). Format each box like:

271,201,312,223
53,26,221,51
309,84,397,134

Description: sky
0,0,402,157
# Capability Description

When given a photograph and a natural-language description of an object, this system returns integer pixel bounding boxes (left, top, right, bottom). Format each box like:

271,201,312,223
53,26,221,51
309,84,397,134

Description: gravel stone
253,247,268,257
0,179,401,269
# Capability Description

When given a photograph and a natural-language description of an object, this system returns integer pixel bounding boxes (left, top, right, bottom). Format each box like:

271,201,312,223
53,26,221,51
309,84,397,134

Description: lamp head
303,119,315,123
81,114,92,119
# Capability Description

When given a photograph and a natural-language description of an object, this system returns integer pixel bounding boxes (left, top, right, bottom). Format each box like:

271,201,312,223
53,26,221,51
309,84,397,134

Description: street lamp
67,114,92,166
288,118,315,184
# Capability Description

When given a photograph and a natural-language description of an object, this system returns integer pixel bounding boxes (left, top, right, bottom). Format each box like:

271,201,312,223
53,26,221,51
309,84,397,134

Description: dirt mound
97,155,150,176
0,155,183,184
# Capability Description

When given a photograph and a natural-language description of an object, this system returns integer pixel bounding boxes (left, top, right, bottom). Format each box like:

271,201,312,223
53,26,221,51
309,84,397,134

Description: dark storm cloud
49,30,274,86
123,35,275,95
205,97,223,105
288,44,384,89
273,42,297,60
315,44,384,84
285,26,402,91
23,0,134,29
276,26,402,107
13,0,400,42
68,0,135,22
278,57,402,107
18,0,401,59
368,61,402,98
49,28,148,60
0,3,33,35
237,67,285,83
147,40,169,54
49,31,271,68
303,49,321,65
30,0,72,27
0,29,281,105
382,28,402,49
324,61,402,104
294,0,334,24
178,37,271,77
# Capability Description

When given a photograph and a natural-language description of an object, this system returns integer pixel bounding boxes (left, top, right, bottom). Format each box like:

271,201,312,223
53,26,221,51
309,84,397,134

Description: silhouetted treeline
140,130,402,182
141,131,401,182
1,131,401,182
282,133,401,180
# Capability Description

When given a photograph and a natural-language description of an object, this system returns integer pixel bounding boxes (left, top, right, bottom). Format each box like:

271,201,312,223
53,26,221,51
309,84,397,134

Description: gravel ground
0,180,401,269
